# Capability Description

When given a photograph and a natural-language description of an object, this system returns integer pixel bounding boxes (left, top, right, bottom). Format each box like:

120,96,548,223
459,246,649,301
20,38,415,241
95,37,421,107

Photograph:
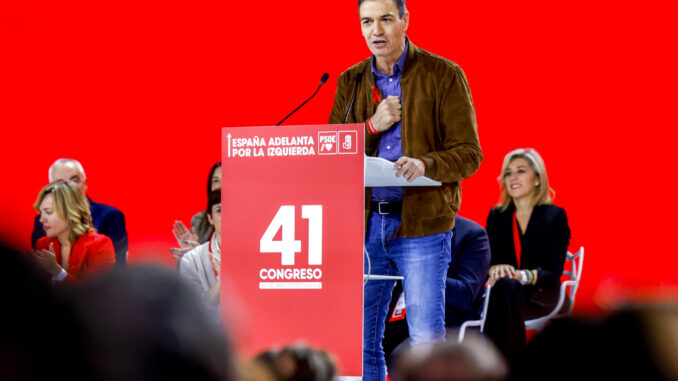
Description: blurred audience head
34,181,94,242
48,158,88,195
0,243,87,381
67,265,236,381
393,333,507,381
208,162,223,194
497,148,552,211
2,250,236,381
250,344,337,381
247,349,280,381
515,306,678,381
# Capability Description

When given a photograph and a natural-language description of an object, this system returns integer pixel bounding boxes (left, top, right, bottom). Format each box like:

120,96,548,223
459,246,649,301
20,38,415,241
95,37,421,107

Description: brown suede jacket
329,40,482,238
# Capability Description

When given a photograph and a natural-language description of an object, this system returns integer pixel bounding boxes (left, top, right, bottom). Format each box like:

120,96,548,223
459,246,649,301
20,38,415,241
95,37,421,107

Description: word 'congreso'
259,268,322,280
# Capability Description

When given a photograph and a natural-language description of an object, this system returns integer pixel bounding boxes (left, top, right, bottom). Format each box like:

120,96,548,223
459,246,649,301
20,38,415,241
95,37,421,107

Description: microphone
343,72,363,123
276,73,330,126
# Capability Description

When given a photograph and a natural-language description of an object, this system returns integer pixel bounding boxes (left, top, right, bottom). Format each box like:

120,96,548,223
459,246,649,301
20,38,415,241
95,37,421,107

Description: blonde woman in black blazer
483,148,571,364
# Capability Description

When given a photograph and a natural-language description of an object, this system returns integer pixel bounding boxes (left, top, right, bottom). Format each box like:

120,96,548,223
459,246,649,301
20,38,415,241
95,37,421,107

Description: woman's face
211,167,222,191
207,202,222,245
504,158,538,201
39,194,69,239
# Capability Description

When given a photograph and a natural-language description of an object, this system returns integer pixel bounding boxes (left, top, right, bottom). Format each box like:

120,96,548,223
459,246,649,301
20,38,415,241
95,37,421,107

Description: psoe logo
259,205,323,290
338,131,358,154
317,132,337,155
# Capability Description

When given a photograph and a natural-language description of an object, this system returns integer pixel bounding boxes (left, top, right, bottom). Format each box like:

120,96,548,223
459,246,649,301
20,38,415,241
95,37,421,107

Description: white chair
457,284,492,342
524,246,584,331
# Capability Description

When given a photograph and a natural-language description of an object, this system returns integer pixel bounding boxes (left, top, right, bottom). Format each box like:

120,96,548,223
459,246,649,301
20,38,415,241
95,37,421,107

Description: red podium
221,124,365,379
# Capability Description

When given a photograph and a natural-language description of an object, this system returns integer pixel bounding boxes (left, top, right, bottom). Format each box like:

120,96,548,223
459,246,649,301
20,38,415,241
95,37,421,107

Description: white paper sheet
364,156,442,187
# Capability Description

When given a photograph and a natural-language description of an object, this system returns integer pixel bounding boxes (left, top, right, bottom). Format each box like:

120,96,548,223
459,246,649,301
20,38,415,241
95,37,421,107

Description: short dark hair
358,0,407,18
206,188,221,219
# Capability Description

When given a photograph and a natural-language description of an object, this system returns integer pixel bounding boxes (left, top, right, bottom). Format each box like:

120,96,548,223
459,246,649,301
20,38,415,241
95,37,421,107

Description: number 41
260,205,322,266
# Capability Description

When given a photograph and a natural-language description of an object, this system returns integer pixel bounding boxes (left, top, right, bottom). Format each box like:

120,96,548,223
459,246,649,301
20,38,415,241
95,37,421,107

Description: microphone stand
276,73,330,126
344,72,364,124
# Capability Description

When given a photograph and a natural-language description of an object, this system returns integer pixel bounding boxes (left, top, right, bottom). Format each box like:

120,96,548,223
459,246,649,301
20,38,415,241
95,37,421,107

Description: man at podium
329,1,482,380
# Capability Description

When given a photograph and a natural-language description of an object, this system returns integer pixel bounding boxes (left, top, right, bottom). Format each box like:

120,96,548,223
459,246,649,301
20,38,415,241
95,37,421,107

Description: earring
535,182,540,186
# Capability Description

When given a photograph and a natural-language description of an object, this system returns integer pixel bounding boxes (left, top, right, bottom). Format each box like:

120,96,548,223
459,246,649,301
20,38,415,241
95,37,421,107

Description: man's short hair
358,0,407,18
48,158,87,182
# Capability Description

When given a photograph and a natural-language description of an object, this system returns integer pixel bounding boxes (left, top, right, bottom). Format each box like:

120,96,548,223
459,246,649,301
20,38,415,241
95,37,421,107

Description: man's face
52,163,87,195
359,0,409,65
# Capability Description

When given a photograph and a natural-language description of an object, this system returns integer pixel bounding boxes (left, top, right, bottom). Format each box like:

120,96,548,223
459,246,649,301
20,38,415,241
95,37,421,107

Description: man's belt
371,201,402,215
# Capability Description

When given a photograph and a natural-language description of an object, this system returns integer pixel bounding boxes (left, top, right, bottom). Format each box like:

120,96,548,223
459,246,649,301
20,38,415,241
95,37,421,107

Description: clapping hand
31,242,62,276
170,220,199,260
172,220,199,248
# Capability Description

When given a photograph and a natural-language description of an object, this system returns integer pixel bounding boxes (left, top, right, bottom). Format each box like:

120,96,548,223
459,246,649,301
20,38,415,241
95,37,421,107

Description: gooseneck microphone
276,73,330,126
343,72,363,123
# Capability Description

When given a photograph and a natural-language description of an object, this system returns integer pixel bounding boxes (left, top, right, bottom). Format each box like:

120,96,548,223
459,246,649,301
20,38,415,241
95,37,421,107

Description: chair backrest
524,246,585,331
563,246,584,315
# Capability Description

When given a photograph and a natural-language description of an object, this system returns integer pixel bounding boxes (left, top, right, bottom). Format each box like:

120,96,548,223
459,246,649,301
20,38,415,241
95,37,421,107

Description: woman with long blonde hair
483,148,571,363
31,181,115,284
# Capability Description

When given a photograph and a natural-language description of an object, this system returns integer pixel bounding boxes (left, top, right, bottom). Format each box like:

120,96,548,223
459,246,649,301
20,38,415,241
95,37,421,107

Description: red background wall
2,0,676,313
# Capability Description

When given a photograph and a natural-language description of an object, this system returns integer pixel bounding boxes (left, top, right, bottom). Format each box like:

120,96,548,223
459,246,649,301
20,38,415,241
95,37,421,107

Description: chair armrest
542,280,576,320
458,319,483,342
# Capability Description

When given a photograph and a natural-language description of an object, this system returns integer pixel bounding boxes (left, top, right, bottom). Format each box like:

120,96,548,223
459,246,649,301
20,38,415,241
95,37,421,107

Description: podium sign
221,124,364,378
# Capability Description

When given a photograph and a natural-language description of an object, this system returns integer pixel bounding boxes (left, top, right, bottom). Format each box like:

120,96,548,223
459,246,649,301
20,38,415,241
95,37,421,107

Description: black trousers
483,278,555,364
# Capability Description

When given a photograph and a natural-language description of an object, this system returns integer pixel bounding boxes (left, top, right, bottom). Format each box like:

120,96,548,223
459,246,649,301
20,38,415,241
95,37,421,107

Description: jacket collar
362,39,419,91
400,38,419,81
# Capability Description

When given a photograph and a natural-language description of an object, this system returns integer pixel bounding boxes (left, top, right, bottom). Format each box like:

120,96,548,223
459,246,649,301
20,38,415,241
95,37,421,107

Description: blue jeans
363,212,452,381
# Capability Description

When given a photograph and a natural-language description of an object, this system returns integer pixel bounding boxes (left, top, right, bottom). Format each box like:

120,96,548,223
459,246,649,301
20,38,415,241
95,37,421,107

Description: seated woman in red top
31,181,115,284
